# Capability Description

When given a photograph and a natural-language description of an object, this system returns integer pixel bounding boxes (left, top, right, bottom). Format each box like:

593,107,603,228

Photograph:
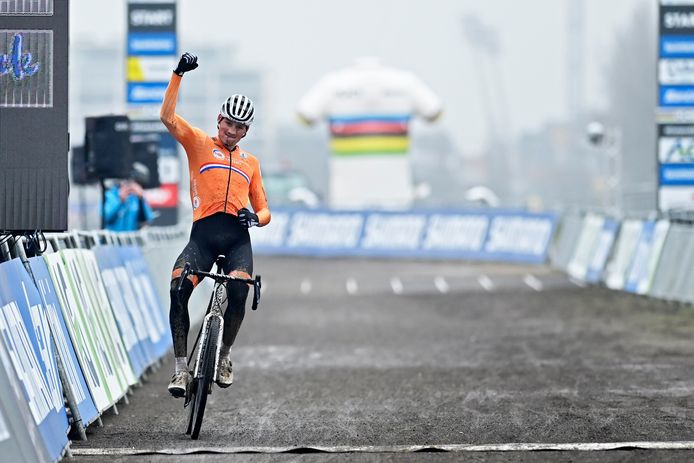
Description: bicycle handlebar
177,262,262,310
188,268,256,284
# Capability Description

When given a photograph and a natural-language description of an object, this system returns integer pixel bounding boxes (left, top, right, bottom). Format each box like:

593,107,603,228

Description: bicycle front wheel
190,316,221,440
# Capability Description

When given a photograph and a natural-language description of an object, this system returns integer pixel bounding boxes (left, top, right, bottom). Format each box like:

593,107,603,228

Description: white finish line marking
71,441,694,455
390,277,403,295
346,278,358,295
300,279,312,295
523,274,543,292
477,275,494,292
434,276,449,294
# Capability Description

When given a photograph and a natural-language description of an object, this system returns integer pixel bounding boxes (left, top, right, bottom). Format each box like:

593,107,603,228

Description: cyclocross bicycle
177,255,261,439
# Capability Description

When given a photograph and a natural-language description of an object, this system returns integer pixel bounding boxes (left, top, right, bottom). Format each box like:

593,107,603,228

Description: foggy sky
70,0,653,154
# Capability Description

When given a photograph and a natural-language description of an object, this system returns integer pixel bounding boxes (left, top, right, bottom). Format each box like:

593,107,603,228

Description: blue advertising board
585,218,620,284
661,35,694,58
29,257,99,428
660,85,694,106
0,259,69,462
92,247,151,379
127,32,176,55
127,82,168,104
659,2,694,211
117,246,171,360
660,162,694,185
251,208,558,264
625,221,656,293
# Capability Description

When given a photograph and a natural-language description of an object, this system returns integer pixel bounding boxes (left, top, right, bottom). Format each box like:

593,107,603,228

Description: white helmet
220,94,255,127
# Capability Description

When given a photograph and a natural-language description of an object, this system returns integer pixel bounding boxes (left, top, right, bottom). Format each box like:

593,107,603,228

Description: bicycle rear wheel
189,317,221,440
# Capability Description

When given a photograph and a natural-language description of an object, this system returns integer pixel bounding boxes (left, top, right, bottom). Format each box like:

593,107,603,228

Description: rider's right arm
160,73,197,144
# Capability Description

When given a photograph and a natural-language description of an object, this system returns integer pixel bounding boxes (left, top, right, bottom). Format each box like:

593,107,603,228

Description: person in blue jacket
103,162,155,231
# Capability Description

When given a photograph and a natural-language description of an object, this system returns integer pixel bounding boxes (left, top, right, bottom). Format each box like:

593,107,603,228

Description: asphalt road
67,256,694,462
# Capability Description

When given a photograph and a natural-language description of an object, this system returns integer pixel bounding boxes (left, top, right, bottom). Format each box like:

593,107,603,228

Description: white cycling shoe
168,370,192,398
216,357,233,388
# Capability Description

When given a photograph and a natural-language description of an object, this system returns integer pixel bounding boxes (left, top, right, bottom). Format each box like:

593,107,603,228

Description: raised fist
174,52,198,76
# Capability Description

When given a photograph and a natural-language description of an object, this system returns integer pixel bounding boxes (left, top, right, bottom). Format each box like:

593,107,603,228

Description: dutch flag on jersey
199,163,250,184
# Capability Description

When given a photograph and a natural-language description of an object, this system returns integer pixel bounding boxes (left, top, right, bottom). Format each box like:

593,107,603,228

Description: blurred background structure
65,0,660,229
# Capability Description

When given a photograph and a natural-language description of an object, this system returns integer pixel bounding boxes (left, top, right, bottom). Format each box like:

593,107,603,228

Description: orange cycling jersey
160,73,270,225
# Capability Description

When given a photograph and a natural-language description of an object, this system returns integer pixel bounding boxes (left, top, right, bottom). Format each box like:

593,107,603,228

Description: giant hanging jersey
297,58,442,210
161,73,270,225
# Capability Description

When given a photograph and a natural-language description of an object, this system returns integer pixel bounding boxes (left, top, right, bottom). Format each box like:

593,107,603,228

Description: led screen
0,29,52,107
0,0,53,15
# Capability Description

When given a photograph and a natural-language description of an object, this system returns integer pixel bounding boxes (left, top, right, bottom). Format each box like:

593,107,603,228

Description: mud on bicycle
176,255,261,439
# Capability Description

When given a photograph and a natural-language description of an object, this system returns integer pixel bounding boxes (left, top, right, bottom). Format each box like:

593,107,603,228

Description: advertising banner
605,220,644,290
118,246,171,360
127,55,177,82
43,253,110,410
658,124,694,162
127,0,178,225
624,221,657,293
641,219,672,294
659,1,694,211
29,257,99,428
567,213,605,281
585,218,620,284
659,58,694,84
44,252,116,411
0,338,51,463
251,208,557,263
0,259,69,462
68,250,136,388
658,123,694,208
128,2,176,33
93,247,151,378
93,245,170,369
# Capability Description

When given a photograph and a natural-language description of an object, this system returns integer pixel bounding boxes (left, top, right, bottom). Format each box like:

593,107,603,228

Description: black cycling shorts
172,212,253,285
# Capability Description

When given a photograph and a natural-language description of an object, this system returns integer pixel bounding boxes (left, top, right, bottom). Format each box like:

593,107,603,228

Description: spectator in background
103,162,155,231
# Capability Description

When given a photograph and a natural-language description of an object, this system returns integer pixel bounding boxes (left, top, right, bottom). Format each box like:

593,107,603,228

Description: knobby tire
190,317,220,440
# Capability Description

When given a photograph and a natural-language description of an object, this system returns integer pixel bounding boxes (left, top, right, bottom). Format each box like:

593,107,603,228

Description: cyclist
160,52,271,398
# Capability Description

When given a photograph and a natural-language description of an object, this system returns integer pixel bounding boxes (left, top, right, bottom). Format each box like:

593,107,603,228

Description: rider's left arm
249,161,271,227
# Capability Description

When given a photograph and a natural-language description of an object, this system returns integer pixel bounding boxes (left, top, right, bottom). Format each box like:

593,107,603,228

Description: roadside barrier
567,213,605,281
549,210,584,272
0,257,71,462
604,220,644,291
251,208,558,263
140,227,210,327
0,228,177,461
624,220,670,295
550,210,694,307
650,223,694,302
0,337,52,463
584,217,619,284
28,256,100,430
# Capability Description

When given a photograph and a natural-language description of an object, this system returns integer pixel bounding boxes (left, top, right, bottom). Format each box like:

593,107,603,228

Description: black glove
174,52,198,76
237,208,259,228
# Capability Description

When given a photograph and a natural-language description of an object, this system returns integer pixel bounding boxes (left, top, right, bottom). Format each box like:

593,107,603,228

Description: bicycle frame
176,256,262,439
177,258,261,388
